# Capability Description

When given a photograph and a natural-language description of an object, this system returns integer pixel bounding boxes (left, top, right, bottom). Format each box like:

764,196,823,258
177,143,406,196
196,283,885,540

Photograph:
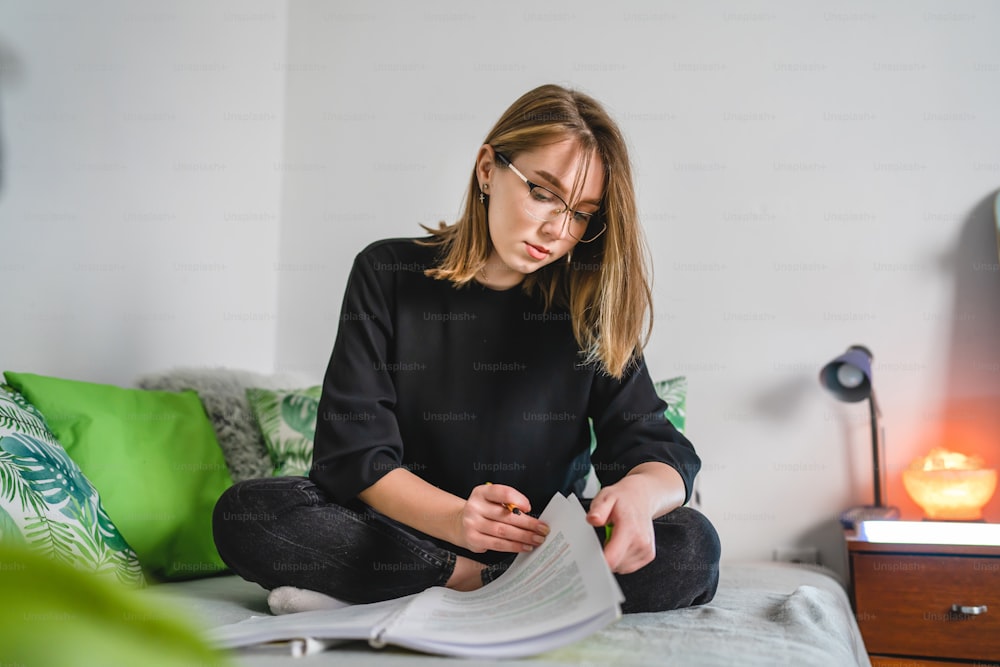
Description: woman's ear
475,144,496,191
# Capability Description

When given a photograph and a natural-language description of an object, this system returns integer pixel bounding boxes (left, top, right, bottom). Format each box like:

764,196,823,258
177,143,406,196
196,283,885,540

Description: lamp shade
819,345,873,403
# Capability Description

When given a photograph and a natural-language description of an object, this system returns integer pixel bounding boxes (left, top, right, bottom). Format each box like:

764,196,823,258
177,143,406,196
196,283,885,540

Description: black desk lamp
820,345,901,529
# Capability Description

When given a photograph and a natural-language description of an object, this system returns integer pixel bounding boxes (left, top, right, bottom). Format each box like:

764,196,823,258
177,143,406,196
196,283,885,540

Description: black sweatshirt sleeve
588,358,701,504
309,248,404,504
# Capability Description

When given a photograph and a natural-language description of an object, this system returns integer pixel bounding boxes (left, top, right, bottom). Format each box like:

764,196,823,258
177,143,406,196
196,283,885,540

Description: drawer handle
950,604,988,615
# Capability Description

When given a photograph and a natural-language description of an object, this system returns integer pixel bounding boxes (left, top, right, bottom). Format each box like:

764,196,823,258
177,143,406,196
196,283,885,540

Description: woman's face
476,139,605,290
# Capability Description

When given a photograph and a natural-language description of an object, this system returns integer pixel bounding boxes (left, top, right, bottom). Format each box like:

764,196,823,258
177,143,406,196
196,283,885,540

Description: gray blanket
150,561,870,667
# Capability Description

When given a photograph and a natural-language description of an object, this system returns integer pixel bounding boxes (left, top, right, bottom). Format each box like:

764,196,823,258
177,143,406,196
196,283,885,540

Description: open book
208,493,624,658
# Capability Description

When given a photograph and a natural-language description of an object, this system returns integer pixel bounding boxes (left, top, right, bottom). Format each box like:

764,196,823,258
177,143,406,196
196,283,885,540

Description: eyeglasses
494,152,607,243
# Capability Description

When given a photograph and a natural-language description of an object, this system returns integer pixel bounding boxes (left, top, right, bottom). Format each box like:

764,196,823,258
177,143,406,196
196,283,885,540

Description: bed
124,369,871,666
150,561,871,667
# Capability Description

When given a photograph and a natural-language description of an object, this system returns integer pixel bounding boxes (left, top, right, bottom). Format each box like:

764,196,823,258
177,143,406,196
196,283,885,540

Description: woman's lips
525,242,550,260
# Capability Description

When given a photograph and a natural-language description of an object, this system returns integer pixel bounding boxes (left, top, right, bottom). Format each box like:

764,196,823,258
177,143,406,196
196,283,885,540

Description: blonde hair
420,84,652,379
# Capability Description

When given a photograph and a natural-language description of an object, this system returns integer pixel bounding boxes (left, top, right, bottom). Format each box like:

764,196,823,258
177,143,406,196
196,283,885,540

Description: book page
209,594,409,649
383,493,622,649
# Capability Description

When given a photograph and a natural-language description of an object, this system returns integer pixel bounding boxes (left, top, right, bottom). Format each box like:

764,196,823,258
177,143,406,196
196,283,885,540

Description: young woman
214,84,720,613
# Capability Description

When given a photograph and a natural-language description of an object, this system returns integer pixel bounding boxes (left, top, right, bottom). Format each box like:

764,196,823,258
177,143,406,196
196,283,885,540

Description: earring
479,192,485,204
566,250,573,266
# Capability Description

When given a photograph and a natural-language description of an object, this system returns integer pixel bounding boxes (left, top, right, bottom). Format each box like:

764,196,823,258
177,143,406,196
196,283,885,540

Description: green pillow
3,371,234,580
246,386,321,477
0,542,231,667
0,386,144,587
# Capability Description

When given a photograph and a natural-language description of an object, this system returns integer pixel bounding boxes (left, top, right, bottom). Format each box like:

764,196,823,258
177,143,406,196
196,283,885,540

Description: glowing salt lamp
902,448,997,521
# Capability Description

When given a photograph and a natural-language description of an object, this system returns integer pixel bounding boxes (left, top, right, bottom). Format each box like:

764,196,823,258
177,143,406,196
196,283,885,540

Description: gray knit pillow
134,367,320,482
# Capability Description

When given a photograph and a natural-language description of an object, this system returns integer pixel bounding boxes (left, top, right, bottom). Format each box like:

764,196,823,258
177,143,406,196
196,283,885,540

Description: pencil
485,482,522,515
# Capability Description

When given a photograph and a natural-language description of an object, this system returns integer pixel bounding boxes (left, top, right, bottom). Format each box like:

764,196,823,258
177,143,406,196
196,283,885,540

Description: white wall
2,1,999,578
275,0,1000,578
0,0,288,385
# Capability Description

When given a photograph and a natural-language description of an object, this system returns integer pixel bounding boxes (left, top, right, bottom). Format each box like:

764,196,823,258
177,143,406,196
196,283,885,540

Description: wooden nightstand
847,536,1000,666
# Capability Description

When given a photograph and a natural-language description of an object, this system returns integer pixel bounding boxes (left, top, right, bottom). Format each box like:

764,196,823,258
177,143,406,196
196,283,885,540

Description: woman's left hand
585,462,686,574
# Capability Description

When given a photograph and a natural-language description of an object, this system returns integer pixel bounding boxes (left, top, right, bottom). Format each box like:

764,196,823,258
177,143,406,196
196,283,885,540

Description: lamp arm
869,393,884,507
869,387,882,419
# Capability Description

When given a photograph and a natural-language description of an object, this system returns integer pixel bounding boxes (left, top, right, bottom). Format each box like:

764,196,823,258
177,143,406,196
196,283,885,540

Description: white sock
267,586,351,615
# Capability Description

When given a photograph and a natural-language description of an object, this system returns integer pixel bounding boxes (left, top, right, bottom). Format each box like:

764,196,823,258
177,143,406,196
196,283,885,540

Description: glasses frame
494,152,607,243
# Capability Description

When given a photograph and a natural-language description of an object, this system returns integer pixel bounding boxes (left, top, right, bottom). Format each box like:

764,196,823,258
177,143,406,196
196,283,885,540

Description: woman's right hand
455,483,550,553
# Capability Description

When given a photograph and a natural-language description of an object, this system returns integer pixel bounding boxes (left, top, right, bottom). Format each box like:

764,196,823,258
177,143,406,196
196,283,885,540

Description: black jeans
212,477,720,614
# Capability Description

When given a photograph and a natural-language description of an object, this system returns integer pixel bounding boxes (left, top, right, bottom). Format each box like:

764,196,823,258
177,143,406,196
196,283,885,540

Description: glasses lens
522,187,606,242
522,186,562,223
573,216,606,243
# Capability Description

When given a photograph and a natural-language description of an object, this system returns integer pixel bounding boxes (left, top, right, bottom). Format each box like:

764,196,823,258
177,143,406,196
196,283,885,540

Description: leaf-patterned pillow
580,375,689,500
246,386,321,477
0,386,144,586
653,376,687,434
587,375,688,452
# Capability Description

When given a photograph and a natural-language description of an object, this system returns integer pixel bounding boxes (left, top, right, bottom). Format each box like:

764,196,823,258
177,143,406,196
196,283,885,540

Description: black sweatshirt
310,237,700,515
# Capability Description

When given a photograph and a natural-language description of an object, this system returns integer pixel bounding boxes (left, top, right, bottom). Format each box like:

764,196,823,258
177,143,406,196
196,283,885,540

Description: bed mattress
150,561,870,667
